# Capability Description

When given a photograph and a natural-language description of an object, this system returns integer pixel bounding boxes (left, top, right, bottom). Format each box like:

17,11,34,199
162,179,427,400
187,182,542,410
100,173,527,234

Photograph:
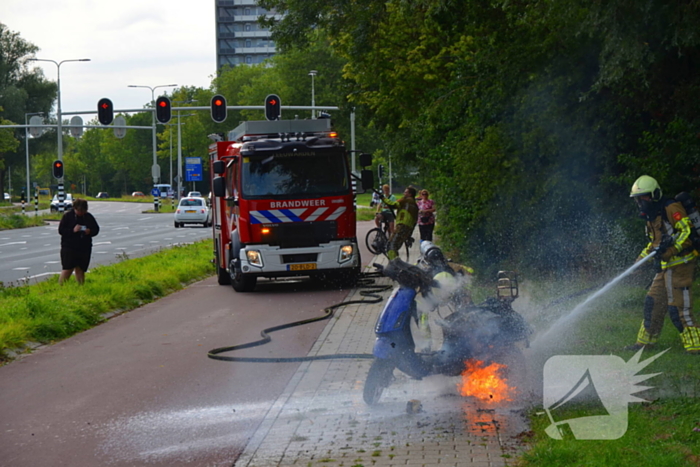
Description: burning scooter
363,242,532,405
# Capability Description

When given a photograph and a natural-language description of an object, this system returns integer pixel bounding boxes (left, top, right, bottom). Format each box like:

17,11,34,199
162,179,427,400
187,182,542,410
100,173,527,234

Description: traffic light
265,94,281,121
97,98,114,125
211,94,227,123
378,164,385,179
52,160,64,179
155,96,171,123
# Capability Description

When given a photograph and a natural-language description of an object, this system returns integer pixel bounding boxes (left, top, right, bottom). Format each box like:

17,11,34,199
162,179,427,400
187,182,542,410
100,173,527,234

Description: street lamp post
172,100,194,201
128,83,177,212
176,112,196,200
28,58,90,212
24,112,44,216
308,70,317,119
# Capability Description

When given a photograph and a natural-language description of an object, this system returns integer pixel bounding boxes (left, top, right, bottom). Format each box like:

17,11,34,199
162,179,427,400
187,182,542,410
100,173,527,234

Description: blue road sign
185,157,203,182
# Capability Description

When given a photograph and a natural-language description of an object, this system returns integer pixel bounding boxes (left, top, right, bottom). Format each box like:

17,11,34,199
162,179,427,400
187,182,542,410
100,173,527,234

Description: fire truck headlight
339,245,354,263
246,250,263,267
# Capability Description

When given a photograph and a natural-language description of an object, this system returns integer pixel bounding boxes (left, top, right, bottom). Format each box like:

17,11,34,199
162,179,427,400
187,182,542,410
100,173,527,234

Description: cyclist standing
375,184,397,235
382,186,419,260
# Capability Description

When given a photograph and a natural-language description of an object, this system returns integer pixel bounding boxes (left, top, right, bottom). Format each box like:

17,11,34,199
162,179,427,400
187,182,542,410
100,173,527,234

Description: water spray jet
532,251,658,348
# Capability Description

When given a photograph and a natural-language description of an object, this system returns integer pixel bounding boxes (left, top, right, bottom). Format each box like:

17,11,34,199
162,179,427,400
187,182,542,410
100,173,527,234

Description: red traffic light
155,96,171,123
52,160,64,179
211,94,227,123
97,98,114,125
265,94,281,121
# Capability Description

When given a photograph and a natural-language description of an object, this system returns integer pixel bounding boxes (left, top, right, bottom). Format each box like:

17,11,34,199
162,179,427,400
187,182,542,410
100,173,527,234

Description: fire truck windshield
242,150,348,198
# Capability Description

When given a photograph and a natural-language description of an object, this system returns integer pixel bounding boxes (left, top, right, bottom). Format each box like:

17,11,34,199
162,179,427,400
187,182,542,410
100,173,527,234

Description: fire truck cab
211,117,372,292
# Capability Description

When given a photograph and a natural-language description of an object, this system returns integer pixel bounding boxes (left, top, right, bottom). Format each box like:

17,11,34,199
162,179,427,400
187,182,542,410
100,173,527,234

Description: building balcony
235,30,271,38
239,47,276,54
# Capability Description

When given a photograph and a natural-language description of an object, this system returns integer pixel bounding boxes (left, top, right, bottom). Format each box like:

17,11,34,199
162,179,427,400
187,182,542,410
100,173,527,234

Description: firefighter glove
656,235,674,257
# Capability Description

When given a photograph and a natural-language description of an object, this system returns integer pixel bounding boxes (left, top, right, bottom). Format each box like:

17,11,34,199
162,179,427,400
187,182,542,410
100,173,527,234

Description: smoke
415,271,473,315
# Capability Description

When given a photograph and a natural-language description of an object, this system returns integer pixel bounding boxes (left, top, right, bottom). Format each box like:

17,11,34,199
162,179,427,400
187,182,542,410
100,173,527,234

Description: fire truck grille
268,221,336,248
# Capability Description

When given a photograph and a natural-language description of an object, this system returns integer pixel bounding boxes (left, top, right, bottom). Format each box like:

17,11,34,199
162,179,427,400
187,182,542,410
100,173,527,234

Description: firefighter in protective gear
627,175,700,354
382,186,418,260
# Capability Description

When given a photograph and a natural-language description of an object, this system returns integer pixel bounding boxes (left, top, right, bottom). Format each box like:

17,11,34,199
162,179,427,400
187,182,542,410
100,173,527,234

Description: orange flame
458,359,514,403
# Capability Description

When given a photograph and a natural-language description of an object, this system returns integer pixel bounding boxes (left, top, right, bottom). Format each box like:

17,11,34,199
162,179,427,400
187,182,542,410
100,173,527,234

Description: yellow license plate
185,210,196,213
289,263,317,271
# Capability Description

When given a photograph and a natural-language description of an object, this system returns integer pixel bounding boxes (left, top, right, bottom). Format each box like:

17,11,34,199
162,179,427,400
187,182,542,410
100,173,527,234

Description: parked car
3,192,9,201
174,197,211,228
131,191,145,197
187,191,202,198
95,192,109,199
50,193,73,212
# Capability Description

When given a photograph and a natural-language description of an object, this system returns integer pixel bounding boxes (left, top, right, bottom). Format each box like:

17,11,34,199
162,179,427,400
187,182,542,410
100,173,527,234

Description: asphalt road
0,201,210,286
0,221,376,466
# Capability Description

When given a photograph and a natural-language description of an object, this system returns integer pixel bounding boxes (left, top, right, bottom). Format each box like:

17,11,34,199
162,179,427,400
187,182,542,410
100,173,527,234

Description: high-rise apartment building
215,0,280,68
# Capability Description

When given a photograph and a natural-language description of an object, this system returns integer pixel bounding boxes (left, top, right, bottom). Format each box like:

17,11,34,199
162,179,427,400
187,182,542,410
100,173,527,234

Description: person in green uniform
382,186,418,260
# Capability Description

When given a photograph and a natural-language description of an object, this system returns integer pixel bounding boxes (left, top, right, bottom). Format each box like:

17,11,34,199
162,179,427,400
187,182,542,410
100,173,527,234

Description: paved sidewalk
236,249,530,467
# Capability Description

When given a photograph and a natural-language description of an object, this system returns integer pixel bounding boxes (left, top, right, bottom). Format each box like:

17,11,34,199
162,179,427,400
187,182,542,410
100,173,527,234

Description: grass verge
0,212,52,229
0,240,214,361
515,274,700,466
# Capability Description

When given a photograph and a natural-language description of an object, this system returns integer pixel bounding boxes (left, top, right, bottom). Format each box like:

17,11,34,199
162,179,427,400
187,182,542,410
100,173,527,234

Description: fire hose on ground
207,271,392,363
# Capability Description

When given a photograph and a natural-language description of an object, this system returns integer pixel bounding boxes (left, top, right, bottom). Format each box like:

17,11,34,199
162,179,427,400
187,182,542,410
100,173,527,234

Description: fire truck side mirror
213,176,226,197
213,160,226,175
360,169,374,192
359,152,372,167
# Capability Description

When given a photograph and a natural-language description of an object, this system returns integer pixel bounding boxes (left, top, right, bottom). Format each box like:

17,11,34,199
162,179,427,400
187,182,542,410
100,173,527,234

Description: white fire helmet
432,271,460,303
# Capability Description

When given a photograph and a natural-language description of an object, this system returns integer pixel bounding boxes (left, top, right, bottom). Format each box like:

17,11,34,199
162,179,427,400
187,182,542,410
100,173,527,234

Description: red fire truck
210,117,373,292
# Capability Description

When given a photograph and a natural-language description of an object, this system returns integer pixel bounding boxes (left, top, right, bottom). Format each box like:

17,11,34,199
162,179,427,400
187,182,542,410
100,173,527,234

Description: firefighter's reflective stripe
681,327,700,352
662,252,696,269
249,206,346,224
672,217,692,249
636,320,659,345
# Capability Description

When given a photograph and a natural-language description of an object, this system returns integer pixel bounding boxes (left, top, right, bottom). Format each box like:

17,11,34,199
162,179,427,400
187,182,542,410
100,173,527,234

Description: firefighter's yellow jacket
639,199,696,269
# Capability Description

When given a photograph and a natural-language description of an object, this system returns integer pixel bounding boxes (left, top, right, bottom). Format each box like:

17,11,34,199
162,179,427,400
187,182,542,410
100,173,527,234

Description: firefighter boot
624,320,658,351
680,326,700,354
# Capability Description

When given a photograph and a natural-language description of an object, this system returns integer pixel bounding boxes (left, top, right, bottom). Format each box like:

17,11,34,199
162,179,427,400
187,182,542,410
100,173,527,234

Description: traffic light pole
28,57,91,213
128,84,177,212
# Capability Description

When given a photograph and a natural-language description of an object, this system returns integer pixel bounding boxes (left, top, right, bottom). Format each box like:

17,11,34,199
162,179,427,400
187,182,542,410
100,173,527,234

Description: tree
0,22,55,196
256,0,700,278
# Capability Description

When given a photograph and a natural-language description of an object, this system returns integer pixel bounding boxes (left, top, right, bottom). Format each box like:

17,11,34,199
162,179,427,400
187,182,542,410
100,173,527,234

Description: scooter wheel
363,358,394,405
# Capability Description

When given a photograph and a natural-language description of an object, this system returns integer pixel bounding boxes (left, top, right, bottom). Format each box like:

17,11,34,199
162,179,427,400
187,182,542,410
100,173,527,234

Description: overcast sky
2,0,216,119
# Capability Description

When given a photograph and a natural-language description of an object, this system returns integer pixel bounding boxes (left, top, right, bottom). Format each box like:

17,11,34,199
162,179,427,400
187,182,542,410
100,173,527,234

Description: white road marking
0,241,27,247
21,272,59,281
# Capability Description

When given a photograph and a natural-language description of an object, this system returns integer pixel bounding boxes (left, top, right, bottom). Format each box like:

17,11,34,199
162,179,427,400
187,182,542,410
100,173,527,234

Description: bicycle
365,212,412,262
